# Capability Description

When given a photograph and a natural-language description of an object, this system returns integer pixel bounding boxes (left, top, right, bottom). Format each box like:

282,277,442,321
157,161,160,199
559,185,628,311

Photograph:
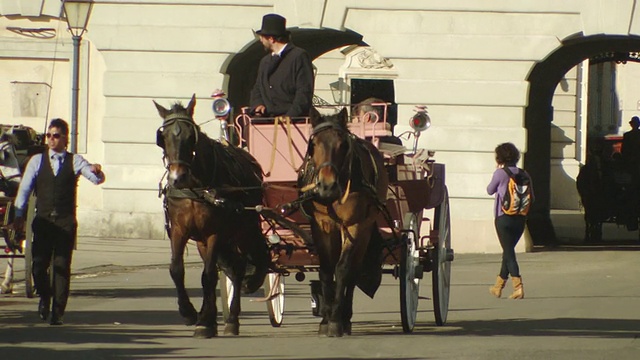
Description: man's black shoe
49,315,63,326
38,297,50,321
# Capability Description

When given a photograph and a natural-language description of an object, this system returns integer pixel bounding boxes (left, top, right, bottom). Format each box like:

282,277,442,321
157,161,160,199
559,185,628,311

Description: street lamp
62,0,94,153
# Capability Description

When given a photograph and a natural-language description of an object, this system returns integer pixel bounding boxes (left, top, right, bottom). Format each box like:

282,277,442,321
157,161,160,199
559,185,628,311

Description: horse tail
241,224,270,294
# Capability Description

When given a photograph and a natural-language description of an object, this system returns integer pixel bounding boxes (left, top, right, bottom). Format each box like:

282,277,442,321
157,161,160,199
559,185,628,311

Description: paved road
1,237,639,359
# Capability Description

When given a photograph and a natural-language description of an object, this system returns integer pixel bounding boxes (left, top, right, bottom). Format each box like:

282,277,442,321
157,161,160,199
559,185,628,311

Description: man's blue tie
54,154,63,175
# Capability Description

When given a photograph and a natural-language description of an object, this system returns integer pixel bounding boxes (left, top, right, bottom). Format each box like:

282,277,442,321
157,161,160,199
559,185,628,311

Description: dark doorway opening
350,78,397,128
526,34,640,247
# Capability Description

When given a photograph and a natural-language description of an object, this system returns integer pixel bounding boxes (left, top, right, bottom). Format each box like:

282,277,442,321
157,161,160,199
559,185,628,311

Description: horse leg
241,222,269,294
327,237,359,338
193,245,219,339
312,223,338,336
218,250,245,336
329,225,369,337
169,234,197,326
1,258,14,294
341,281,356,335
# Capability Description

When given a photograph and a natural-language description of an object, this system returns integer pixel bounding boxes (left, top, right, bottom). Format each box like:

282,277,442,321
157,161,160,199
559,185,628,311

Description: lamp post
62,0,93,153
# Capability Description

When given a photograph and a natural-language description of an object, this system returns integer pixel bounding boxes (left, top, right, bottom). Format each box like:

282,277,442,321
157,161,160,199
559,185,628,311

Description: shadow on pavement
361,317,640,339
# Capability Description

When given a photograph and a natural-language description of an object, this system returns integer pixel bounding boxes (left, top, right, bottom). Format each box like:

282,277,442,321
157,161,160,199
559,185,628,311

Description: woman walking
486,142,533,299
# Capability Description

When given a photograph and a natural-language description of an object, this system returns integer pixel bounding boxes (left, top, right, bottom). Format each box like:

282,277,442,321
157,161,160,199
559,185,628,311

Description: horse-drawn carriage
577,134,640,242
155,94,453,337
0,124,42,296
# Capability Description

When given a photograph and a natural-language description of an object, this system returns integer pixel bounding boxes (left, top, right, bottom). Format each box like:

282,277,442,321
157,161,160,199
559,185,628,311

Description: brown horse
154,95,269,338
301,107,389,337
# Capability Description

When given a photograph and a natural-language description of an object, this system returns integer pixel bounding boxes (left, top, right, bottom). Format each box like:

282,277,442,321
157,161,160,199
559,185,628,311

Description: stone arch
525,34,640,245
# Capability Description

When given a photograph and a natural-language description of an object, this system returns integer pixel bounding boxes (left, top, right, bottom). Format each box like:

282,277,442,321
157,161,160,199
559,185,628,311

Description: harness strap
265,116,299,177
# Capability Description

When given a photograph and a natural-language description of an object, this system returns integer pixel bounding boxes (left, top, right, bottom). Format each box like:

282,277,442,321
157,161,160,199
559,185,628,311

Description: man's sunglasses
45,133,63,139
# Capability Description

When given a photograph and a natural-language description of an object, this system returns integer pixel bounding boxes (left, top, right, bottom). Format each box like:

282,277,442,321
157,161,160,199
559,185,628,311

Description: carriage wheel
399,212,420,333
218,272,233,322
264,273,285,327
432,187,453,326
24,194,36,298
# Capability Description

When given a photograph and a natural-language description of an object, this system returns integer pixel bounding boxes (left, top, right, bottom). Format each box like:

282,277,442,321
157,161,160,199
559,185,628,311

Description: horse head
308,107,353,200
153,94,200,188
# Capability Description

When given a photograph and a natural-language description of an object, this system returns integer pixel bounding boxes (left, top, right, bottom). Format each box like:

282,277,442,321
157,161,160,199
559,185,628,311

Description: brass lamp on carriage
410,106,431,132
409,105,431,153
211,89,232,142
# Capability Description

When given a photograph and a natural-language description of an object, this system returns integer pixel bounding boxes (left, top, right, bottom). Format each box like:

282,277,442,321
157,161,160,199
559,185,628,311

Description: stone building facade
2,0,640,252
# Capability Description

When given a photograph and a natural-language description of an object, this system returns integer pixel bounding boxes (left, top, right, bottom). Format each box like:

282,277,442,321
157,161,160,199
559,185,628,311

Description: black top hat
256,14,289,37
631,116,640,126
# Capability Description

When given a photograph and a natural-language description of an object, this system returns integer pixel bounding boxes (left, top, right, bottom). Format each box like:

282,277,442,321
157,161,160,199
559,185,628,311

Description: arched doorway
526,35,640,246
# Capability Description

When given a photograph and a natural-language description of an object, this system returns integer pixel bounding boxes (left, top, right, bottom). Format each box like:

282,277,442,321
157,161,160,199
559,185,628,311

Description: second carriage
214,97,454,333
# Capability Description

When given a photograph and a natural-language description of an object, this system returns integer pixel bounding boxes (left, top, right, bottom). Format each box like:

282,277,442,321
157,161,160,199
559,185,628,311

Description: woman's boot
489,276,507,298
508,276,524,299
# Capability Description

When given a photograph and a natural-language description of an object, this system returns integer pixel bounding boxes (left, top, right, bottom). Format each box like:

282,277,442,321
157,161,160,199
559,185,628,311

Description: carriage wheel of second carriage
24,194,36,298
218,272,234,323
264,273,285,327
432,187,452,326
400,212,420,333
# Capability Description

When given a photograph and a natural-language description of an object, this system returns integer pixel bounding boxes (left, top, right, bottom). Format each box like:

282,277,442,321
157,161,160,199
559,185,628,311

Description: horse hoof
224,322,240,336
343,322,352,335
327,322,343,337
183,314,198,326
180,306,198,326
318,323,328,336
193,325,217,339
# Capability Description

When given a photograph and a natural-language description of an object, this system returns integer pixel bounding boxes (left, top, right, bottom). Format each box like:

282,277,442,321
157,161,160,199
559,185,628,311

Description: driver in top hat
250,14,314,118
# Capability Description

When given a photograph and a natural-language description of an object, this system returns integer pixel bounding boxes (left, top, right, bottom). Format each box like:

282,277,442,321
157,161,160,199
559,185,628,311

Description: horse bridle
307,122,355,196
156,113,200,169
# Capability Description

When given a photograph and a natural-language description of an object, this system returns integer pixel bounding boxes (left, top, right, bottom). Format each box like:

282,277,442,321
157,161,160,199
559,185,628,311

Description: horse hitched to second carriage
0,124,43,296
155,93,454,338
577,135,640,242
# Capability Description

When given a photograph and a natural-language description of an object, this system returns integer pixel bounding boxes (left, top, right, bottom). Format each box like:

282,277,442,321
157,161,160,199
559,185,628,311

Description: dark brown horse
301,107,389,337
154,94,269,338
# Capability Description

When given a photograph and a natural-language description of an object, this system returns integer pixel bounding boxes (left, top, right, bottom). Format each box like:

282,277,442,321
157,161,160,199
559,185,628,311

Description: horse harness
302,121,398,243
156,113,200,170
157,113,262,238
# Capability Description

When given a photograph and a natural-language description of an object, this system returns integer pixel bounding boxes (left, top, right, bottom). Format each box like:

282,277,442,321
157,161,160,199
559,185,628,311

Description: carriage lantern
211,89,232,141
211,90,231,118
410,105,431,132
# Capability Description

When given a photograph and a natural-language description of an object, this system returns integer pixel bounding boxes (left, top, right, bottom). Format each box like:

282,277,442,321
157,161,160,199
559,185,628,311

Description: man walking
13,118,105,325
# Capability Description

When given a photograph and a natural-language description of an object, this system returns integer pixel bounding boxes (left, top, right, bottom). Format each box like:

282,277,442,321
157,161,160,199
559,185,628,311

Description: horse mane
195,136,262,189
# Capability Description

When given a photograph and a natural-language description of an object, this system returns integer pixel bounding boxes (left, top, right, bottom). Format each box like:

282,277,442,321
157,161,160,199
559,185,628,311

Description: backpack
501,167,532,216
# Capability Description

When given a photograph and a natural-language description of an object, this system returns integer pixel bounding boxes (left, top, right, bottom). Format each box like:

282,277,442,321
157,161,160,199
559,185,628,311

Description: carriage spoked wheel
218,272,233,322
432,186,453,326
263,273,285,327
399,212,421,333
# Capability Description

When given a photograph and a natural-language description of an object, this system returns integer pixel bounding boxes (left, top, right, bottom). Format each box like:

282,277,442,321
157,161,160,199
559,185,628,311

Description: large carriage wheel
218,272,233,322
24,194,36,298
264,273,285,327
432,187,453,326
399,212,421,333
